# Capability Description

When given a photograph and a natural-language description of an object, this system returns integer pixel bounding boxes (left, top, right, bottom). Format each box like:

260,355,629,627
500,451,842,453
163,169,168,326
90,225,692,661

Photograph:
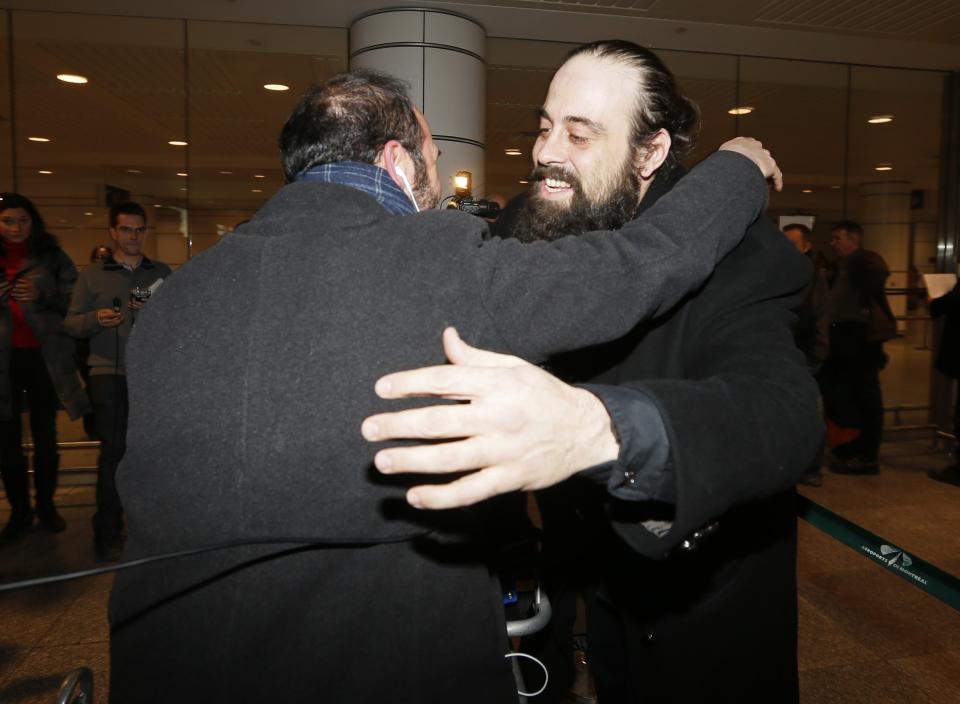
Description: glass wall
0,11,348,265
0,12,951,539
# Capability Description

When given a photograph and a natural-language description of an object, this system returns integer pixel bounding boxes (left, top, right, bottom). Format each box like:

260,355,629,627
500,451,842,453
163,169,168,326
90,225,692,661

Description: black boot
36,500,66,532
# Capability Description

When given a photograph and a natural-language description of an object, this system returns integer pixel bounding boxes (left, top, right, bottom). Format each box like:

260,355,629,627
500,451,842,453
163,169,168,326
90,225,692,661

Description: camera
130,286,152,303
456,198,501,219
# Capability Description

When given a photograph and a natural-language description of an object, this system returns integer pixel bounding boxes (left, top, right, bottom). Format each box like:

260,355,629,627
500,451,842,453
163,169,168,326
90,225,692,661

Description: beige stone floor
0,435,958,703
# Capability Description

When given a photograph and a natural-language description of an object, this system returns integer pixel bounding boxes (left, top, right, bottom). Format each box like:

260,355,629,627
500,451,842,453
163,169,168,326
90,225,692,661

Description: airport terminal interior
1,1,960,702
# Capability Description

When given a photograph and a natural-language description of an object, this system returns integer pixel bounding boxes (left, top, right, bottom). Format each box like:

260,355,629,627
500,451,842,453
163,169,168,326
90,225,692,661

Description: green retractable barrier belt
797,495,960,613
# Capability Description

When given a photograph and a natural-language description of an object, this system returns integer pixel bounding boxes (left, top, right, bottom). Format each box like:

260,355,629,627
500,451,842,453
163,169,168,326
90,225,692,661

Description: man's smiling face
513,53,646,242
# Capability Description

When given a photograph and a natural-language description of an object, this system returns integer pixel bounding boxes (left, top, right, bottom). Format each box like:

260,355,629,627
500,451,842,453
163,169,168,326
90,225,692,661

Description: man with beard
107,69,782,703
364,41,820,703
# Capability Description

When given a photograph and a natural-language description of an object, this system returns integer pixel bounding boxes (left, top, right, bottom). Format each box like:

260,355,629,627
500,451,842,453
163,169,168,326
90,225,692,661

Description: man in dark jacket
107,69,781,703
822,220,897,475
65,201,171,561
366,41,820,703
928,279,960,486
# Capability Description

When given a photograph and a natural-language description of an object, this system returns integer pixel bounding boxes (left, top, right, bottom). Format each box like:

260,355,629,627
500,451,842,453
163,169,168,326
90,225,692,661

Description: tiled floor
1,439,959,702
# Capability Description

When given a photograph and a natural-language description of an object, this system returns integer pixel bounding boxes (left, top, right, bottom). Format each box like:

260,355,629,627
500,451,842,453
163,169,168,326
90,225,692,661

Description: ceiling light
504,148,522,156
176,172,188,177
518,180,529,184
127,169,141,174
84,211,93,216
868,115,894,124
28,136,51,143
153,204,162,208
57,73,88,84
168,140,188,146
251,188,263,193
263,83,289,91
179,187,188,191
218,170,233,175
254,174,265,179
727,106,754,116
801,189,813,193
875,163,894,171
38,170,52,174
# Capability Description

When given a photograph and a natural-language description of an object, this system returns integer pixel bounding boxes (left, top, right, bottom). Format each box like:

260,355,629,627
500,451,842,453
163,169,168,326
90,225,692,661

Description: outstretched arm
362,327,619,509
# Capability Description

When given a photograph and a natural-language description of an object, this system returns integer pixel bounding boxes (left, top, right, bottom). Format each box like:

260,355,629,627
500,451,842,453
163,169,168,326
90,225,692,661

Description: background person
0,192,89,543
822,220,896,475
64,202,170,561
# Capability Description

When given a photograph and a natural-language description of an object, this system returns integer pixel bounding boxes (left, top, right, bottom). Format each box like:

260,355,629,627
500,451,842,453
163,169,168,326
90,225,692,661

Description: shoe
0,508,34,545
829,457,879,475
95,535,124,562
928,464,960,487
36,502,67,533
797,471,823,487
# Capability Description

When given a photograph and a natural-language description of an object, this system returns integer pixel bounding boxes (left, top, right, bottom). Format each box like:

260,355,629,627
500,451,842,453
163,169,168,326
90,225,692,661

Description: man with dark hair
106,66,784,703
365,41,820,702
822,219,896,475
65,202,170,561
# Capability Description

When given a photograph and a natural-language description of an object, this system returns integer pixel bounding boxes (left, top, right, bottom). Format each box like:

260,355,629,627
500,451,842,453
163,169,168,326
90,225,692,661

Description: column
350,8,486,200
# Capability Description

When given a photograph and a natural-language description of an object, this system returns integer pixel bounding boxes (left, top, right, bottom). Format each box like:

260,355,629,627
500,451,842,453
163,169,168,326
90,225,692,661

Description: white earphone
394,164,420,212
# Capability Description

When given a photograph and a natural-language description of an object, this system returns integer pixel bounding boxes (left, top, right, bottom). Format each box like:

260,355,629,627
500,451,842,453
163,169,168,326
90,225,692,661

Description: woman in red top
0,193,88,543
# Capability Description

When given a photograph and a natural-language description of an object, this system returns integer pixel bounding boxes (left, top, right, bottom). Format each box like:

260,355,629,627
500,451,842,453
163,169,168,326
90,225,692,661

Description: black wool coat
108,153,769,703
500,169,821,704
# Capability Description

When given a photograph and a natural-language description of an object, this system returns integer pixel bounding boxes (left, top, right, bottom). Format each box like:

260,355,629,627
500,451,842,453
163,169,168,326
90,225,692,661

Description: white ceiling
5,0,960,69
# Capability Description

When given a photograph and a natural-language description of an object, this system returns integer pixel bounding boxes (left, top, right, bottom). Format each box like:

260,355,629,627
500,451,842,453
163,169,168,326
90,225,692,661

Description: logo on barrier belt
861,543,927,586
880,544,913,568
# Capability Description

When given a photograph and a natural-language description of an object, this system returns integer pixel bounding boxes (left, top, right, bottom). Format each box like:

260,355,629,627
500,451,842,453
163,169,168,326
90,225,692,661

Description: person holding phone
0,192,88,543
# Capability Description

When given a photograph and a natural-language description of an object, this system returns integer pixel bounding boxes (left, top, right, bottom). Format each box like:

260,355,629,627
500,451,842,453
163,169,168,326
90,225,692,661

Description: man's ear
378,139,411,191
636,129,672,179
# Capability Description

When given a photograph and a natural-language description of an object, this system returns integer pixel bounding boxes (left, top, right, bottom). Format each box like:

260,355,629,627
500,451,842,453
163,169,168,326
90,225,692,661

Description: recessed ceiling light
728,106,754,116
28,136,51,143
179,187,188,191
57,73,88,84
518,180,529,184
504,148,522,156
168,140,188,146
176,172,188,177
127,169,141,174
254,174,265,179
218,170,233,175
801,189,813,194
84,211,93,216
263,83,289,91
875,163,894,171
38,170,53,174
153,204,162,208
868,115,894,124
251,188,263,193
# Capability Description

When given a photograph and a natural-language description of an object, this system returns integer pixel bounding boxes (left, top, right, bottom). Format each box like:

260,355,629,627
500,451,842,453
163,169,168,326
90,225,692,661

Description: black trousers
0,347,60,514
821,322,885,462
90,374,128,538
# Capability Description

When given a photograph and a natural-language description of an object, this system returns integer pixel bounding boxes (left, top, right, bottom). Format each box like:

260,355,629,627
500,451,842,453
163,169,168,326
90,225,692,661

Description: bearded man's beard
510,159,640,243
410,157,441,210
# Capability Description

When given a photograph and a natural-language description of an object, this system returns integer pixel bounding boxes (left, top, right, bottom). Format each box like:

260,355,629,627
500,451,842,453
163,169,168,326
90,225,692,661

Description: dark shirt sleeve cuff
577,384,675,503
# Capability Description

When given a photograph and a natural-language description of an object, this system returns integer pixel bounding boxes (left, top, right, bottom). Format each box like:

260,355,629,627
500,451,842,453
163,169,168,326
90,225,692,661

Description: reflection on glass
0,11,10,191
13,11,186,267
848,67,945,431
186,21,347,254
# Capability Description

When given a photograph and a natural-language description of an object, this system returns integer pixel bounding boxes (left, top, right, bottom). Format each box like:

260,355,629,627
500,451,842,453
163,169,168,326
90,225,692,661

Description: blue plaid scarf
295,161,417,216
